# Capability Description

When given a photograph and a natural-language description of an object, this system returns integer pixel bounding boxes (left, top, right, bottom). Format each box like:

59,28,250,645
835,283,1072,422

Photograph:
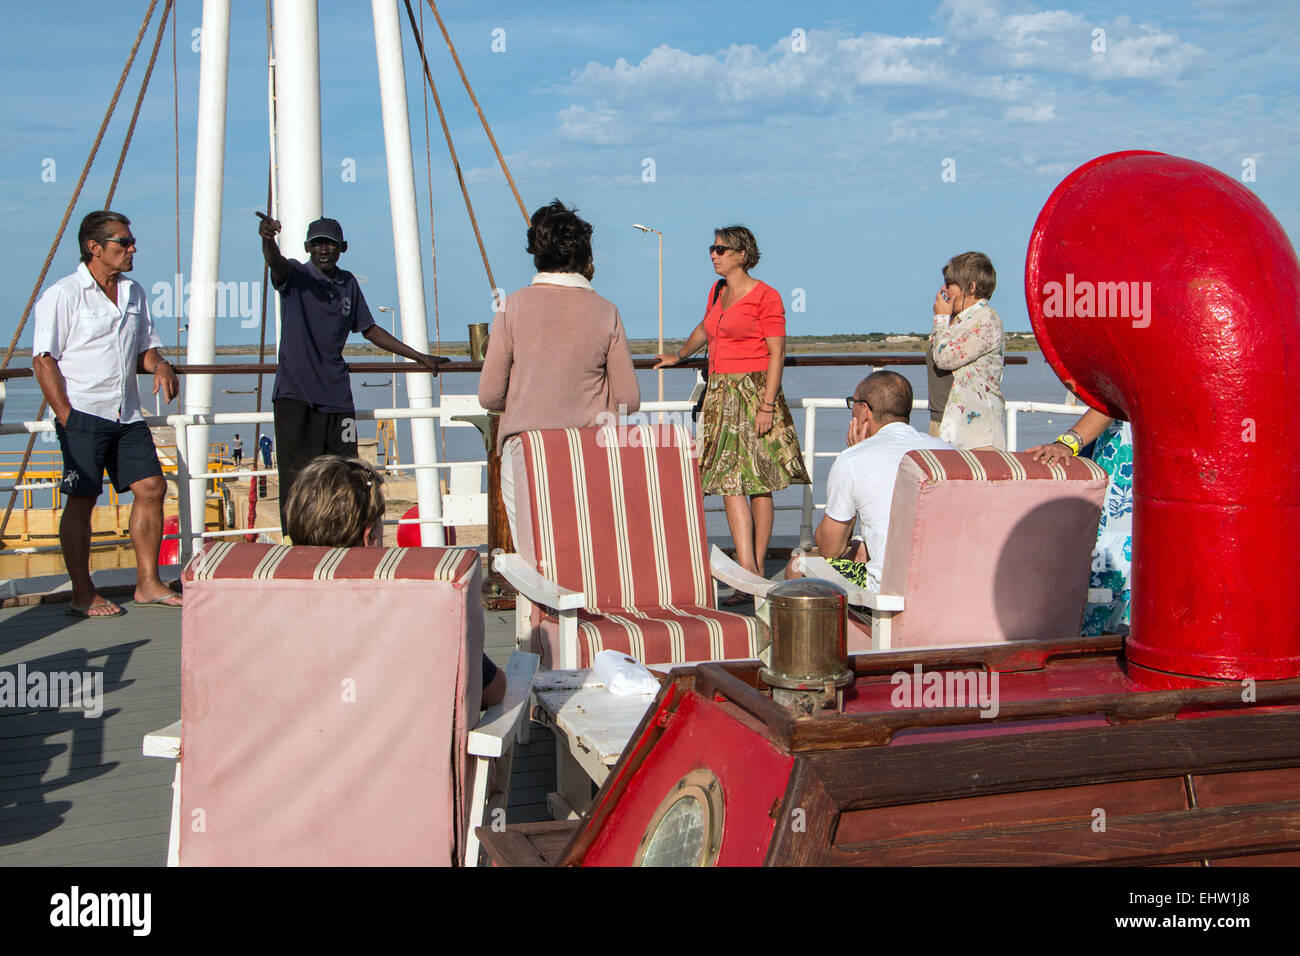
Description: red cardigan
703,280,785,373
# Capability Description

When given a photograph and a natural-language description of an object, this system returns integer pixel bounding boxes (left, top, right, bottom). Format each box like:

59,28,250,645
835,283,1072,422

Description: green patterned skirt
697,371,810,496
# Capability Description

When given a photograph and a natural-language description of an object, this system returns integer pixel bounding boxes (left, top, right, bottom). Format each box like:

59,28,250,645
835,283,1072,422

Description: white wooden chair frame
143,650,539,867
494,550,748,670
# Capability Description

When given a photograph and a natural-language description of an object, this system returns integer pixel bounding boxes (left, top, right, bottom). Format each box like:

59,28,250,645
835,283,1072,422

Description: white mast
270,0,323,351
183,0,231,560
371,0,444,545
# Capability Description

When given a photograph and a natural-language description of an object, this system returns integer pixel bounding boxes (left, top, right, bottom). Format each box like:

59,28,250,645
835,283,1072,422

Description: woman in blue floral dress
1027,408,1133,635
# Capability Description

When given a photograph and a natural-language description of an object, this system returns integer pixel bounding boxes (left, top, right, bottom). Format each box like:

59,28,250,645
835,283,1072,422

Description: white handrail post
800,403,816,549
371,0,444,545
185,0,231,555
175,418,199,564
1007,405,1018,451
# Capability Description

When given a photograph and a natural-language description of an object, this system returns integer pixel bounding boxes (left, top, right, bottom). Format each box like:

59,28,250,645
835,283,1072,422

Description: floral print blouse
1082,420,1134,636
931,299,1006,449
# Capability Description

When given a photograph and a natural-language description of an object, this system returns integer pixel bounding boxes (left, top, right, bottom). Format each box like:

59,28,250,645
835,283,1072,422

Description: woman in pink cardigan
478,200,640,538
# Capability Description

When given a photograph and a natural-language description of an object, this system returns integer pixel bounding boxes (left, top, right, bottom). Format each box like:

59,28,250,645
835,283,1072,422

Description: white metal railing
1,398,1083,560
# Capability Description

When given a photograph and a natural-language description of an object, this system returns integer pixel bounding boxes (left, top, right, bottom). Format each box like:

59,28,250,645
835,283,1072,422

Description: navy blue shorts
55,410,163,499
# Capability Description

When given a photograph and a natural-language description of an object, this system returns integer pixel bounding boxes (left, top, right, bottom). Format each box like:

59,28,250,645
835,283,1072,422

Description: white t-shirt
823,421,951,590
32,263,161,423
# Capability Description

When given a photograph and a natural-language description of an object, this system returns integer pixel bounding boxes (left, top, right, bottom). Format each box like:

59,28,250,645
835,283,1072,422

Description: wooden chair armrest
493,552,585,610
469,651,541,758
710,545,777,598
143,719,182,760
796,556,905,612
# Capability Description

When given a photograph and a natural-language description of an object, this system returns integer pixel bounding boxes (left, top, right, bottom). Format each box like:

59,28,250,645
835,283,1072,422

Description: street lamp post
633,224,664,407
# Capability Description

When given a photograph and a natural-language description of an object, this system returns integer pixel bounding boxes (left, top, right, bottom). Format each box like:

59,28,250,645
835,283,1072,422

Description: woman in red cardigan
655,226,809,602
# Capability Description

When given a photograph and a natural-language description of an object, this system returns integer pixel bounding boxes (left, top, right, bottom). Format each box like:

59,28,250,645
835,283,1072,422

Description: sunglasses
708,245,735,256
845,397,872,410
101,235,136,249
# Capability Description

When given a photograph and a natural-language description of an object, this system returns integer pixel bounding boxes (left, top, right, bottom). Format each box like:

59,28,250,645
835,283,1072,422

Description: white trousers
499,436,521,545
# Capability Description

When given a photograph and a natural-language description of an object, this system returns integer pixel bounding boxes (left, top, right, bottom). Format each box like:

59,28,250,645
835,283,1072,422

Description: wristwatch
1054,432,1082,456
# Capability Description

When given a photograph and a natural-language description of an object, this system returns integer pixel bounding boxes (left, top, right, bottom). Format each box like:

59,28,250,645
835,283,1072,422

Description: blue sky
2,0,1296,350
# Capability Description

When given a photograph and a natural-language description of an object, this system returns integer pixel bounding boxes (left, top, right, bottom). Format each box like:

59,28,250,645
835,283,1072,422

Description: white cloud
1004,103,1055,122
554,3,1204,150
556,105,630,145
528,1,1286,198
936,0,1203,80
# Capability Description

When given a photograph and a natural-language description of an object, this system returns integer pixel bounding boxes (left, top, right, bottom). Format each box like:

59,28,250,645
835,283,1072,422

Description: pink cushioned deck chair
143,541,537,866
718,448,1108,652
494,425,763,670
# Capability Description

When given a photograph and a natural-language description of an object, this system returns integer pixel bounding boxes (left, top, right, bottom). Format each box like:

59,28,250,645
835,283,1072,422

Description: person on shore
31,210,181,616
257,214,446,506
786,372,950,590
232,433,243,467
931,251,1006,449
1027,408,1133,635
655,225,809,603
478,199,640,540
282,455,506,708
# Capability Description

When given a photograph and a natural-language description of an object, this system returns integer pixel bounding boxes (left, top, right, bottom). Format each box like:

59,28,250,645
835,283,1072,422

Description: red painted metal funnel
1026,151,1300,682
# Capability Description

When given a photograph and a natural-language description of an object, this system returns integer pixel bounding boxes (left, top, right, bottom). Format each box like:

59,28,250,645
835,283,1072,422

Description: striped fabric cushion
904,448,1108,483
183,542,478,583
518,425,714,610
565,605,760,668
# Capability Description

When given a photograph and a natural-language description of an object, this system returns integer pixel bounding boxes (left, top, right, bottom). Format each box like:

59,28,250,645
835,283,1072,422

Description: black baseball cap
305,217,345,244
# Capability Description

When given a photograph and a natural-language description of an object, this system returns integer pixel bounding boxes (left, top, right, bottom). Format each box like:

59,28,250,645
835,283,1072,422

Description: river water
1,352,1082,541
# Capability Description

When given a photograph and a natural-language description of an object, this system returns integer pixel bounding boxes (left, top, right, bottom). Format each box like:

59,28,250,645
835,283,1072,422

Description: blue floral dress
1082,420,1133,636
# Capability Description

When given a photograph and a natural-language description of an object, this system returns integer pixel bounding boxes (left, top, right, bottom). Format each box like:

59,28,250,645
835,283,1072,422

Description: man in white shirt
31,211,181,617
789,371,951,591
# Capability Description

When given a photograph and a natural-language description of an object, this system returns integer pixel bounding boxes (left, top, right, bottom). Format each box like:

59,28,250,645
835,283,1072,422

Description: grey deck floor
0,599,558,865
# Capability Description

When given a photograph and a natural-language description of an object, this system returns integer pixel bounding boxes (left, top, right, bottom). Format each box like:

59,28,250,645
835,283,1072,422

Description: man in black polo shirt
258,214,444,506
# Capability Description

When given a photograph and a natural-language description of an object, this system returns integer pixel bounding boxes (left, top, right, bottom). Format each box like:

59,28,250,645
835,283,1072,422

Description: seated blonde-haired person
282,455,505,708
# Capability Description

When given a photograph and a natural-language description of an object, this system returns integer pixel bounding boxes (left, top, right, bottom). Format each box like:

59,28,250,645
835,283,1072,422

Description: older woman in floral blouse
930,251,1006,449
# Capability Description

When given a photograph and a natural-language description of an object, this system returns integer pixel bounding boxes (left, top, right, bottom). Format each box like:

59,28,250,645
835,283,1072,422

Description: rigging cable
425,0,529,225
401,0,497,294
105,0,173,207
417,0,446,460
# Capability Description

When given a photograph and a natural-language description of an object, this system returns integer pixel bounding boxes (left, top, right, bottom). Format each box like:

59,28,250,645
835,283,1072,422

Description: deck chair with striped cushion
144,542,537,866
494,424,763,670
791,448,1109,651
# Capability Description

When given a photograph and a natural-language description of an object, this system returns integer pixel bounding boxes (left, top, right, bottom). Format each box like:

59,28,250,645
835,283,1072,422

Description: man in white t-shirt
788,371,951,591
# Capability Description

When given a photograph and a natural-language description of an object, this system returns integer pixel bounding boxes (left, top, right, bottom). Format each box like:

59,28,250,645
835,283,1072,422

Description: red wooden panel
580,689,793,866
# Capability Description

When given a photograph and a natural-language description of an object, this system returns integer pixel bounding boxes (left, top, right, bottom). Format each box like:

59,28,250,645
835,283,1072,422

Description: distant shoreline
3,333,1039,359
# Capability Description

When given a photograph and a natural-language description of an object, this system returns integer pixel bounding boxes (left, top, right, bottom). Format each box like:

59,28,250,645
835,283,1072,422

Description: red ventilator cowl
1025,150,1300,682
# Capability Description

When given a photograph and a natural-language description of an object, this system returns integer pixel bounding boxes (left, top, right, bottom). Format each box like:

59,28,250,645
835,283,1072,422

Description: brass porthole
634,768,725,867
